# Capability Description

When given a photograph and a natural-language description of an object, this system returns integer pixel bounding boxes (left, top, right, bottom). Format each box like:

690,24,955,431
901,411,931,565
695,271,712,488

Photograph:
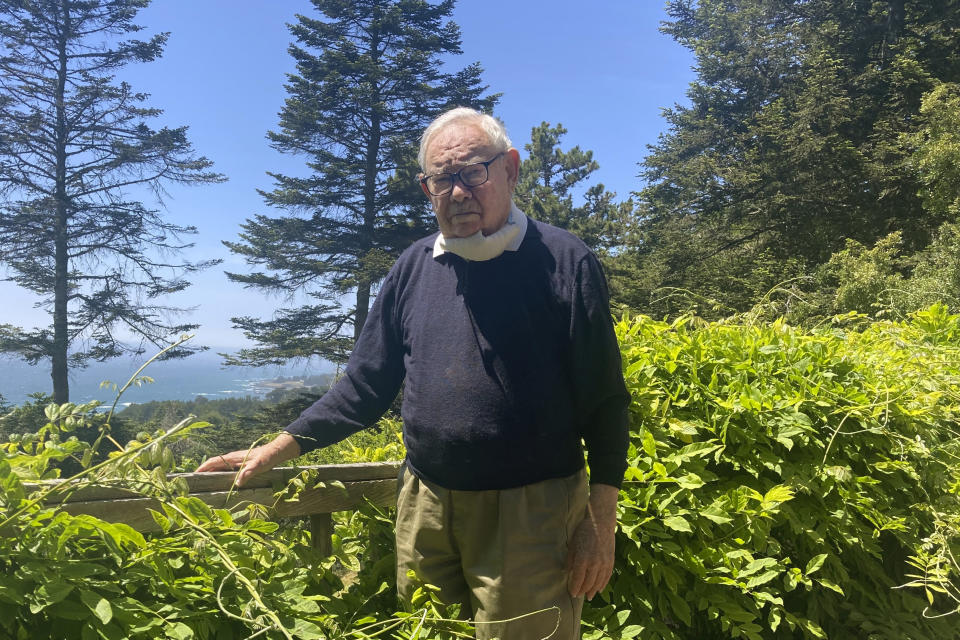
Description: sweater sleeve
284,270,406,453
571,253,631,488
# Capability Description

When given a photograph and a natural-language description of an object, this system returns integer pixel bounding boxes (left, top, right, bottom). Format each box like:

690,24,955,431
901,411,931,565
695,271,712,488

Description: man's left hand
565,483,619,600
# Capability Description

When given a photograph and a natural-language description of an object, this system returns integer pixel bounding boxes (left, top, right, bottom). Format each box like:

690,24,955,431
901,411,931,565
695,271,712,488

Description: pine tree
908,82,960,218
223,0,497,367
0,0,224,402
515,122,633,257
630,0,960,318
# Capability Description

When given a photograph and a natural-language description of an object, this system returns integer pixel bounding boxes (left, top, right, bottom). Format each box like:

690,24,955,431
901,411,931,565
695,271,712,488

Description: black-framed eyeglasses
419,152,505,196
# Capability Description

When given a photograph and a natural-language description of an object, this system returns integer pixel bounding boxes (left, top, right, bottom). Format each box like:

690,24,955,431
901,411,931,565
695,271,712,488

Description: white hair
418,107,512,171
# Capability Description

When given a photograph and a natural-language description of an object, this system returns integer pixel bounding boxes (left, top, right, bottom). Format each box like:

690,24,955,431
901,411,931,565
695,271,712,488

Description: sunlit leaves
7,306,960,637
0,393,470,639
597,308,960,638
629,0,960,321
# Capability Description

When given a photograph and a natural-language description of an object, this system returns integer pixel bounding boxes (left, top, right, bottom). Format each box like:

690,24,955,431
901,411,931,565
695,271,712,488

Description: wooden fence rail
33,462,403,556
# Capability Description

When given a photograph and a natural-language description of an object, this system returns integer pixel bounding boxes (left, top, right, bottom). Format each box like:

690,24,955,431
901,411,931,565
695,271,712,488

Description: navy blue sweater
285,218,630,490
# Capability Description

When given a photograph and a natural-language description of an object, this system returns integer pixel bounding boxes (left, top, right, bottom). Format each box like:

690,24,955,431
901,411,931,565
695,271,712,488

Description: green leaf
800,618,827,639
52,598,92,623
677,441,722,459
663,515,692,532
80,589,113,624
720,605,758,623
816,578,844,595
150,509,171,532
746,570,780,589
805,553,828,576
762,485,794,504
33,580,74,612
179,496,215,523
626,360,647,378
291,619,328,639
57,563,103,579
676,473,705,489
701,503,734,524
740,558,778,578
642,430,657,458
770,608,783,632
165,621,194,639
665,590,692,626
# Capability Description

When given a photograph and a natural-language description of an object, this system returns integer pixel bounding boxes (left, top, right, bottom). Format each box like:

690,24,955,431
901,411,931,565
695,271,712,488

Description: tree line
618,0,960,323
1,0,959,405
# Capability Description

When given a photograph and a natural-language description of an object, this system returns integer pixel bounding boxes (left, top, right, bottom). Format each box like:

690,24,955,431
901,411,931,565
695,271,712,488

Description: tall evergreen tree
223,0,497,367
627,0,960,318
908,82,960,218
0,0,224,402
514,122,637,311
515,122,633,258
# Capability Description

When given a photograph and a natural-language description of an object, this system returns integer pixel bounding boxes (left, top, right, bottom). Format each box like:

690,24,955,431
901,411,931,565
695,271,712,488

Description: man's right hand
195,432,301,487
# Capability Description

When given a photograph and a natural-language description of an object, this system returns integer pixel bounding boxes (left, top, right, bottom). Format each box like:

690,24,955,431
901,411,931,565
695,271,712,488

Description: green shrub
584,305,960,639
0,402,466,639
7,308,960,638
296,415,405,466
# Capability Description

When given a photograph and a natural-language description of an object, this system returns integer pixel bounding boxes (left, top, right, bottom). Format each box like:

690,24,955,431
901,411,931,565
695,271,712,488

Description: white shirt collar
432,203,528,261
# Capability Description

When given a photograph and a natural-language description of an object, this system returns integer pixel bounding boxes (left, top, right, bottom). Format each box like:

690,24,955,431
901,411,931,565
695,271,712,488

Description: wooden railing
36,462,403,556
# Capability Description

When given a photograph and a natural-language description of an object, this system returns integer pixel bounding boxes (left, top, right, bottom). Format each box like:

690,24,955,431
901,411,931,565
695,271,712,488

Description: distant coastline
0,351,334,406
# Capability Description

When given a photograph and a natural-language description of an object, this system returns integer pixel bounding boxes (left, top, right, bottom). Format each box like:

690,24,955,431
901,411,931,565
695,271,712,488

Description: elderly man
198,107,630,639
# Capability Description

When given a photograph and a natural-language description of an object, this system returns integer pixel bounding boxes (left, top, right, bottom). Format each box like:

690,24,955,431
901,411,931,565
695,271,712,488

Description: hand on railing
196,432,302,487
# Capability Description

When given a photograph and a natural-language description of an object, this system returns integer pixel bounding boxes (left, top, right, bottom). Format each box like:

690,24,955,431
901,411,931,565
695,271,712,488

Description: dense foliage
113,389,333,466
0,0,224,402
514,122,633,259
4,307,960,637
618,0,960,320
0,398,465,638
587,305,960,639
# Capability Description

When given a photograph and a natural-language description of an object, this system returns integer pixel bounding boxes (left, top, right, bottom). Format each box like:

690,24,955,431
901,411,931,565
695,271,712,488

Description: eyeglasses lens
426,162,489,196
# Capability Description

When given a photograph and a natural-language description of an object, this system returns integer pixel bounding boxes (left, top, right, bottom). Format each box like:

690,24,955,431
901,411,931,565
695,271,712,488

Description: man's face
420,122,520,238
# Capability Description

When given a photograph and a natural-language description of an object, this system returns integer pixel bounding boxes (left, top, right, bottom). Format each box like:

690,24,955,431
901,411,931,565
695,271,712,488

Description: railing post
310,513,333,556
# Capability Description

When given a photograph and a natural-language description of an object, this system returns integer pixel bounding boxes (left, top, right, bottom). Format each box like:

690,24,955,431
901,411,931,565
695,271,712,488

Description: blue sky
1,0,695,350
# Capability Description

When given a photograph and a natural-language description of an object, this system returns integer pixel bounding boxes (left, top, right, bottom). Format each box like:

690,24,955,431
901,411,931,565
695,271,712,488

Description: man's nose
450,176,473,201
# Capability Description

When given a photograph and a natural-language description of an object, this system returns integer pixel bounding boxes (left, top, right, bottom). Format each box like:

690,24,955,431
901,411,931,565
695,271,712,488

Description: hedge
3,305,960,638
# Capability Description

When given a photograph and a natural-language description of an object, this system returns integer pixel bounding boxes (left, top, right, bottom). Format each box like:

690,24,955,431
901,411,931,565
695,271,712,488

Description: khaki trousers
395,467,589,640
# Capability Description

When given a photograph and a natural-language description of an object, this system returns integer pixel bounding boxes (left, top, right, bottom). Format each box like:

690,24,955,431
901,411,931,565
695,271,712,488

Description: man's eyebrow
434,154,491,172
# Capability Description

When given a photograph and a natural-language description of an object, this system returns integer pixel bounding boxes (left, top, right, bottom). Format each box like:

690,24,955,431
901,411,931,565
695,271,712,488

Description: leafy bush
0,400,466,639
752,222,960,326
296,416,405,466
907,82,960,219
584,305,960,639
6,308,960,638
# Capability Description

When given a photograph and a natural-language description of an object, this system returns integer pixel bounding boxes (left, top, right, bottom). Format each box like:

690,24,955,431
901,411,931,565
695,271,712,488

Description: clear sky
1,0,695,350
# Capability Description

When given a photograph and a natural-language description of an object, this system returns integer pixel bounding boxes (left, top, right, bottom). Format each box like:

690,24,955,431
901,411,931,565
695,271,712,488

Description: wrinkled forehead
424,123,496,173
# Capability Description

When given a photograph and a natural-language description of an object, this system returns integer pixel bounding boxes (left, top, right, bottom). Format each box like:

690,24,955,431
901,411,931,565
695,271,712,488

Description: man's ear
505,148,521,188
419,177,431,199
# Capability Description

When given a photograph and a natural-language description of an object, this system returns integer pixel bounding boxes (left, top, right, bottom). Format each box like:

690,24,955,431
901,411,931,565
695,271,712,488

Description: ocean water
0,351,333,407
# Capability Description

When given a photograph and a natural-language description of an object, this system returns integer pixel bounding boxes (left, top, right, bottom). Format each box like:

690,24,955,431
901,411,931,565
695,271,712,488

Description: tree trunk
52,0,70,403
354,276,371,343
355,79,382,342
